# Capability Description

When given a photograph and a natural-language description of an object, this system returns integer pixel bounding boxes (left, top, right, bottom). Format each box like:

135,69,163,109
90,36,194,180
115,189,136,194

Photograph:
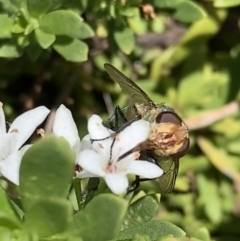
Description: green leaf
174,0,207,23
153,0,181,8
0,39,23,57
68,194,128,241
192,227,211,241
24,197,72,238
39,10,85,38
27,0,51,18
35,29,56,49
214,0,240,7
197,137,240,183
20,135,75,211
0,0,19,13
26,33,42,61
122,196,158,229
75,22,94,39
115,220,186,240
53,37,88,62
0,15,14,38
0,187,21,229
197,175,222,223
114,27,135,55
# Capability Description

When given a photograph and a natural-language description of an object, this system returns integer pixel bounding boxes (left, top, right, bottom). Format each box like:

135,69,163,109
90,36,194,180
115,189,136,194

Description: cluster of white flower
0,103,163,194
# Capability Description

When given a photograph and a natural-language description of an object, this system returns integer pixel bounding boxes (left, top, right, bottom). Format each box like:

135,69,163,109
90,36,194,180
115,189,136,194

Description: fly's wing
157,157,179,194
104,63,156,107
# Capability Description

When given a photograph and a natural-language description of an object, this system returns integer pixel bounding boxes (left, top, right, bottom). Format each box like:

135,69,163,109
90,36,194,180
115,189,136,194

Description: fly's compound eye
156,111,190,158
173,138,190,158
156,111,182,125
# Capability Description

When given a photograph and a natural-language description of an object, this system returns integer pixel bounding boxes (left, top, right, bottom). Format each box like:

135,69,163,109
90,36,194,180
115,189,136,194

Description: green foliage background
1,0,240,240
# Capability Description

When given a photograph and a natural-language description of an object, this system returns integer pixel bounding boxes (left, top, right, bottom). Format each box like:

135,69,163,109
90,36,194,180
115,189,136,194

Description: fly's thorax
147,112,189,158
135,103,159,122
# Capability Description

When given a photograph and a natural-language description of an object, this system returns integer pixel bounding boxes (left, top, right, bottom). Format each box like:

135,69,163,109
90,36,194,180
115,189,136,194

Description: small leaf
174,0,207,23
0,187,21,229
0,39,23,57
26,33,42,61
197,137,240,183
197,175,222,223
67,194,128,241
75,22,94,40
39,10,84,38
122,196,158,229
20,135,75,211
35,29,56,49
27,0,51,18
192,227,211,241
24,197,72,238
214,0,240,7
114,27,135,55
0,15,14,38
153,0,181,8
115,220,186,240
53,37,88,62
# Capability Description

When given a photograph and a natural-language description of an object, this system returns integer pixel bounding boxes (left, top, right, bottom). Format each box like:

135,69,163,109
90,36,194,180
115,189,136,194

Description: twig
185,101,240,131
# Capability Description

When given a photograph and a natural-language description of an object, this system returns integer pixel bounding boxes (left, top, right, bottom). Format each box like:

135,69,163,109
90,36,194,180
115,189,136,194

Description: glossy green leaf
114,27,135,54
214,0,240,7
115,220,185,240
122,195,159,229
20,135,75,211
27,0,51,18
53,37,88,62
0,15,14,38
174,0,207,23
197,175,222,223
68,194,128,241
35,29,56,49
24,197,72,238
39,10,85,38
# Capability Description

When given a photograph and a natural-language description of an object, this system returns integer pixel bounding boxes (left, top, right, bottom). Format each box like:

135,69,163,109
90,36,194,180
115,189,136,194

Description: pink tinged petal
112,120,150,159
126,160,164,178
0,150,22,185
53,105,80,150
105,173,129,194
9,106,50,150
0,102,6,136
77,150,105,177
0,132,18,162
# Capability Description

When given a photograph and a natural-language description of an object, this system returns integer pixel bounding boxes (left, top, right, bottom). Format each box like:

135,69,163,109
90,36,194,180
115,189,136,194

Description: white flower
0,102,50,185
53,104,81,162
77,115,164,194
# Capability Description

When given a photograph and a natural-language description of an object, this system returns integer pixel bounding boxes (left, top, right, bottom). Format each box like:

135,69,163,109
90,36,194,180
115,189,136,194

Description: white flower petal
0,132,18,161
75,169,97,178
53,105,80,152
0,102,6,136
0,150,22,185
9,106,50,150
77,149,105,177
105,173,128,194
112,120,150,159
88,114,112,159
88,114,111,139
126,160,164,178
80,134,92,150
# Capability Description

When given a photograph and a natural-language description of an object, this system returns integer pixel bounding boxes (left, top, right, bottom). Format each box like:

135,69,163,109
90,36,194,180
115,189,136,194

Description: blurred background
1,0,240,240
